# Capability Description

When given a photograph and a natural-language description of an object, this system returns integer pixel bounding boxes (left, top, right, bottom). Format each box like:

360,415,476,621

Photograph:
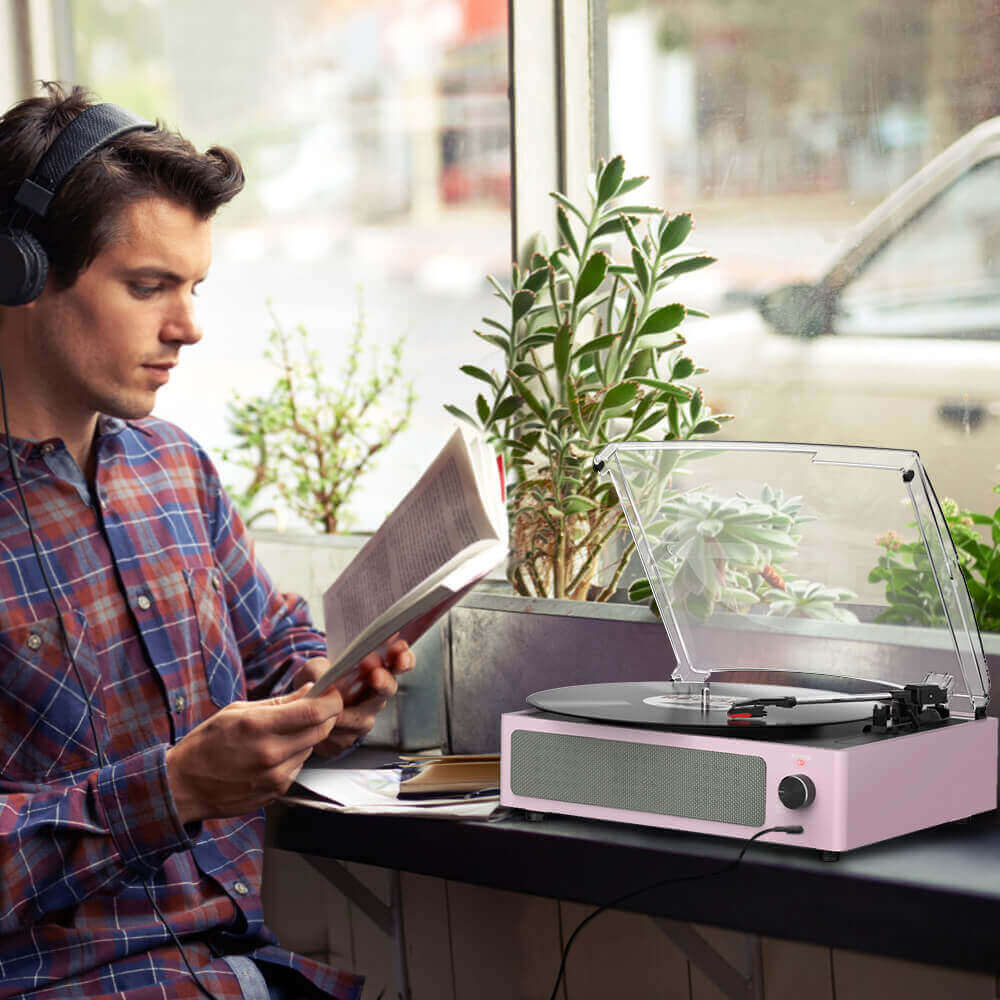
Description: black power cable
0,365,218,1000
548,824,805,1000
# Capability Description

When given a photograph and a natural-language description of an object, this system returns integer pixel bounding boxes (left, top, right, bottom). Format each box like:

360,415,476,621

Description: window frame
508,0,602,261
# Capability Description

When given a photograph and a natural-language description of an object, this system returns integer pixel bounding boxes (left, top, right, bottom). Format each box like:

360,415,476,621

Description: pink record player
500,442,998,855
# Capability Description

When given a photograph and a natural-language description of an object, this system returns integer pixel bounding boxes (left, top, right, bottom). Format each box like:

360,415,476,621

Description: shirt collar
0,415,151,475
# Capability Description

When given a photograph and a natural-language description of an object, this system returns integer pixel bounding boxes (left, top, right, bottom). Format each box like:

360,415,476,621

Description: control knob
778,774,816,810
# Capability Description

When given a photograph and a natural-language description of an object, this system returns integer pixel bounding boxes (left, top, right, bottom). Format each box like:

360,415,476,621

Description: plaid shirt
0,415,362,1000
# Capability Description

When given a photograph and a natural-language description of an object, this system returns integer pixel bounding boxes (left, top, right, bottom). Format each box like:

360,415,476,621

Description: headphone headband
13,103,155,218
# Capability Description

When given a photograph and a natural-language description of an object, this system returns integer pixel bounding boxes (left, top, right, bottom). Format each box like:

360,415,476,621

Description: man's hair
0,82,245,290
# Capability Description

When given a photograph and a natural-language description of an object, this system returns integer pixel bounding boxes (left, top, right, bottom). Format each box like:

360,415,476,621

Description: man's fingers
267,682,314,706
334,698,387,737
386,639,415,673
265,689,343,734
356,662,398,697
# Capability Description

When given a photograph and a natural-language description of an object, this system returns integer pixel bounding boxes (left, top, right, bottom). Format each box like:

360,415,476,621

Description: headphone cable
0,365,218,1000
547,824,804,1000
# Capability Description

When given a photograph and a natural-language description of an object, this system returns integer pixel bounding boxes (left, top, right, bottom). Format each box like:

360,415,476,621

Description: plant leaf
574,251,609,304
692,419,721,434
660,255,716,280
631,248,650,293
672,356,695,379
573,334,617,358
474,330,510,351
659,213,693,254
444,403,480,429
483,317,511,335
597,154,626,203
460,365,497,388
493,395,521,420
638,303,685,337
476,394,490,424
550,190,587,224
563,495,597,514
508,370,548,420
520,332,558,350
689,389,702,421
617,176,648,197
593,216,631,239
554,324,572,384
486,274,512,304
523,266,551,294
600,381,638,414
632,377,691,399
557,206,580,258
512,288,536,326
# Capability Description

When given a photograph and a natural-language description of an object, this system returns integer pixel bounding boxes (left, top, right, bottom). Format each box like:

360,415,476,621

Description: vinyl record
526,681,881,732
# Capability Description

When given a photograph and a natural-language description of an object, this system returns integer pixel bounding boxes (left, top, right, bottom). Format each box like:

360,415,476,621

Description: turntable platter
526,681,881,731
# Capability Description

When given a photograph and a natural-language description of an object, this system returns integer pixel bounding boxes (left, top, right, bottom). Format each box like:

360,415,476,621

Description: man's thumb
269,682,314,706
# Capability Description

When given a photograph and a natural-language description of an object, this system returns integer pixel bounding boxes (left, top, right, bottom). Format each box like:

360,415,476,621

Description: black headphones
0,102,155,307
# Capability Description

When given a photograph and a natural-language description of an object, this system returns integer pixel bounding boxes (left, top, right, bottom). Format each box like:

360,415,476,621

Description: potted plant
442,156,741,750
446,154,729,601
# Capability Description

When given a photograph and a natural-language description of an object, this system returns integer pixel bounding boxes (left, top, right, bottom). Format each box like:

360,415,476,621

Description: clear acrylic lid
596,442,989,718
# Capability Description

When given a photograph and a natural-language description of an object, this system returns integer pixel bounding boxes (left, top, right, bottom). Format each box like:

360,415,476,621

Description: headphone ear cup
0,228,49,307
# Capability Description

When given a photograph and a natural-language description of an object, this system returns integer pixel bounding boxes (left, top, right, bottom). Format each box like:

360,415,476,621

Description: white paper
290,768,498,819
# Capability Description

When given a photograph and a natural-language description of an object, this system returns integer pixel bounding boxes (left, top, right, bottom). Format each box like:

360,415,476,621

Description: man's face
29,196,212,425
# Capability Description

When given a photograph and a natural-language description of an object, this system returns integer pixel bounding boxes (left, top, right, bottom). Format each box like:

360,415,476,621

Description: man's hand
165,683,343,825
292,639,416,757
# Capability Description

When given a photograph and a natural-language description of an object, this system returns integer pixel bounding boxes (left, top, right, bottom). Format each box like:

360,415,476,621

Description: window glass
70,0,509,530
837,158,1000,338
606,0,1000,517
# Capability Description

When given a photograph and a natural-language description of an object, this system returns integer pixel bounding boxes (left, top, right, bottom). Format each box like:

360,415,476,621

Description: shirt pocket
184,567,245,709
0,611,106,783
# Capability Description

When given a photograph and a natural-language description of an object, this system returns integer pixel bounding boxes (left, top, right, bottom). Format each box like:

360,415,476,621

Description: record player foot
819,851,841,862
524,810,546,822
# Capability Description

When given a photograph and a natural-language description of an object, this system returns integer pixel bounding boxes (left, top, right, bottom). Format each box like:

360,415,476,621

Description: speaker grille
510,729,766,826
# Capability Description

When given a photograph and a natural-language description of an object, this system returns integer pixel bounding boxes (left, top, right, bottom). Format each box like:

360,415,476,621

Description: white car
690,117,1000,516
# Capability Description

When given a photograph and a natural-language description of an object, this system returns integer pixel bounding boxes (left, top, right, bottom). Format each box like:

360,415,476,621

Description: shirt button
233,881,250,896
26,633,42,651
212,576,222,592
40,443,55,456
136,594,152,611
172,693,186,712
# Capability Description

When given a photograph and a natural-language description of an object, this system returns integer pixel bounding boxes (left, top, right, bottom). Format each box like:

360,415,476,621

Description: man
0,83,412,998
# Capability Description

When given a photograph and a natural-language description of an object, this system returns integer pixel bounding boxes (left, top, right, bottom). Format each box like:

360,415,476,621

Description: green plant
871,489,1000,632
223,303,416,533
447,155,730,600
627,484,856,622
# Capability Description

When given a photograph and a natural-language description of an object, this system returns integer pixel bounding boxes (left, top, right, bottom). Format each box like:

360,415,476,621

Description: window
603,0,1000,513
68,0,510,530
838,158,1000,339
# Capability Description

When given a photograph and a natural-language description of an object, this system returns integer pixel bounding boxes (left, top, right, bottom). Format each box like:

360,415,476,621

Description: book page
323,429,499,662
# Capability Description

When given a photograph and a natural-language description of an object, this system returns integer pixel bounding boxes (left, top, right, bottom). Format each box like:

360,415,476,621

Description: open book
309,429,508,697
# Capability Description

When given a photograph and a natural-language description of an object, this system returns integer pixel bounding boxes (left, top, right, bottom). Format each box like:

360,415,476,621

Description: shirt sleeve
204,477,327,701
0,744,197,932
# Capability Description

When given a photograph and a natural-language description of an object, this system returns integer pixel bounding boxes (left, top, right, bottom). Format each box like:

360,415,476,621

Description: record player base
500,710,998,853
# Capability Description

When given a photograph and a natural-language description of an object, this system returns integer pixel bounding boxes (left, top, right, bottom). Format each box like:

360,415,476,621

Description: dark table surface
270,752,1000,975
